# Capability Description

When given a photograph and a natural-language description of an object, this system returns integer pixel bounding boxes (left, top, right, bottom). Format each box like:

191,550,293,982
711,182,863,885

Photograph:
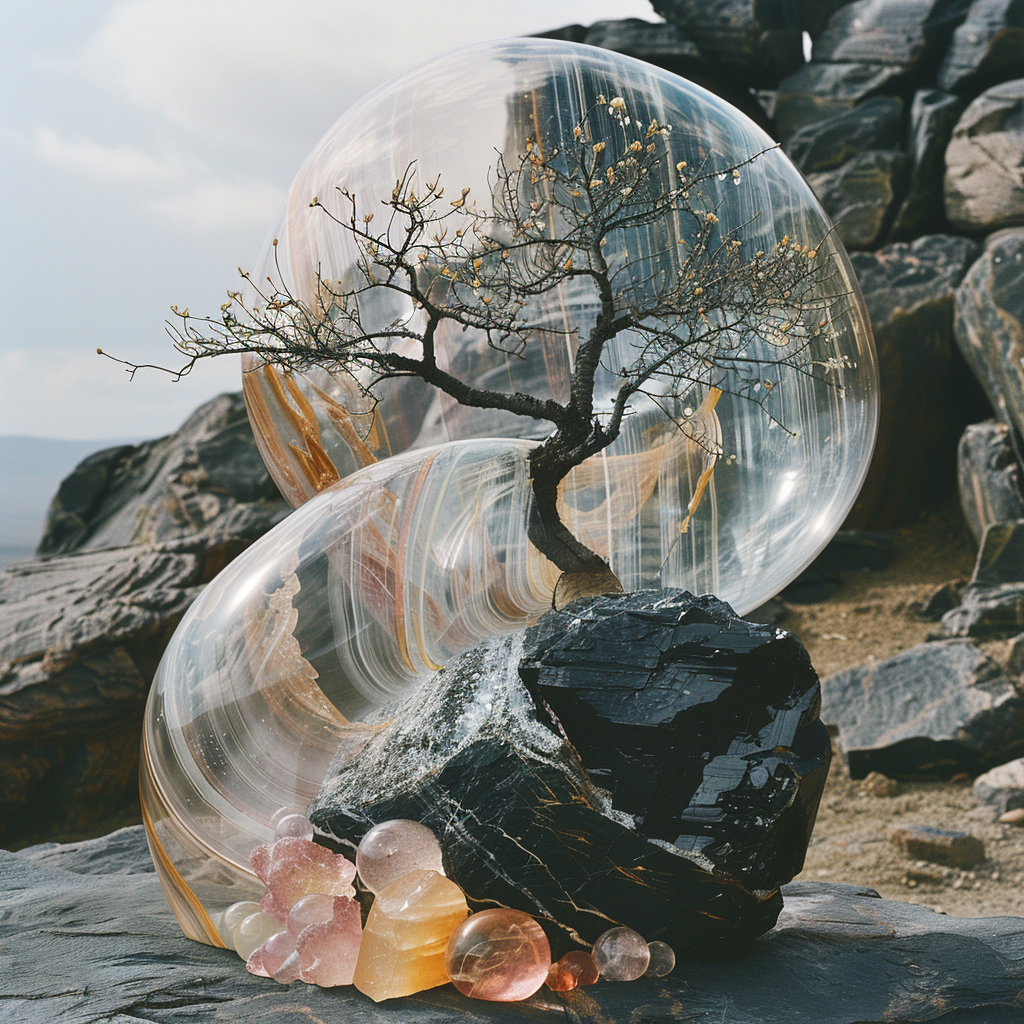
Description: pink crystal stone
274,813,315,841
250,836,356,921
445,908,551,1001
246,947,270,978
356,819,445,894
644,940,676,977
260,930,297,977
296,895,363,987
287,893,337,934
546,950,600,992
592,927,650,981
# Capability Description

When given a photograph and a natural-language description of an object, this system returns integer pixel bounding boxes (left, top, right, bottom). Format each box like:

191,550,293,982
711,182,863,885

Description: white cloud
55,1,659,148
146,175,284,231
29,126,198,183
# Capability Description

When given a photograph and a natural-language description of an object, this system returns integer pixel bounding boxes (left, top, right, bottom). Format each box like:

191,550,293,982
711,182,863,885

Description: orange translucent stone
352,869,469,1002
445,908,551,1001
546,950,600,992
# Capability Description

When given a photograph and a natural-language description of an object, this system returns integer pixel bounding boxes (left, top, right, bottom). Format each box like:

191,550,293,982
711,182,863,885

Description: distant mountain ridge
0,434,146,565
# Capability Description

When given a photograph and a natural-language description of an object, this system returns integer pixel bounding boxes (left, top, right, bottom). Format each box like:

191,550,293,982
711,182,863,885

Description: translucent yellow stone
352,869,468,1002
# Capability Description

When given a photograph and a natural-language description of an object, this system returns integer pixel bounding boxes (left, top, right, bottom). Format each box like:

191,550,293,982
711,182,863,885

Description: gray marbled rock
37,391,290,579
972,519,1024,584
945,80,1024,233
889,89,968,239
843,234,982,527
958,421,1024,542
941,580,1024,636
0,545,202,842
650,0,804,87
938,0,1024,94
974,756,1024,815
784,96,904,173
3,826,1023,1024
807,149,910,248
954,228,1024,437
821,638,1024,777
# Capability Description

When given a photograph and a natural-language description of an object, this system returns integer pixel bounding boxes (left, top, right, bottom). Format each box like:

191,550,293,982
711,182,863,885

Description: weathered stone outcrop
38,391,291,580
938,0,1024,95
958,421,1024,542
843,234,983,527
3,827,1023,1024
945,79,1024,233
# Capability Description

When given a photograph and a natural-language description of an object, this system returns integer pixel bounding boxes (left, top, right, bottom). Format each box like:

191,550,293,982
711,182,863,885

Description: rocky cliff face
0,392,290,845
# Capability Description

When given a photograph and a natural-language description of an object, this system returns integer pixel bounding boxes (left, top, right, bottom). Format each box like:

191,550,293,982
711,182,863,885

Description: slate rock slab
3,827,1024,1024
0,545,202,841
844,234,982,528
37,391,291,581
889,823,987,867
889,89,968,240
938,0,1024,94
649,0,804,87
945,79,1024,233
312,591,830,958
784,95,904,174
807,148,909,249
953,227,1024,439
941,580,1024,636
821,638,1024,777
958,420,1024,542
974,756,1024,815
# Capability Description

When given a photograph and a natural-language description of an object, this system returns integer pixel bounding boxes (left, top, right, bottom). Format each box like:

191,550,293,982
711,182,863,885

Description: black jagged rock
310,590,830,958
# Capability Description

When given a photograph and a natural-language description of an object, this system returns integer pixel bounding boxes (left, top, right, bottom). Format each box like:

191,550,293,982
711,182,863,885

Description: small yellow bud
593,141,606,154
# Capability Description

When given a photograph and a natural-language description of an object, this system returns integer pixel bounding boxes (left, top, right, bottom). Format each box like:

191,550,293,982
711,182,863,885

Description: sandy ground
786,497,1024,918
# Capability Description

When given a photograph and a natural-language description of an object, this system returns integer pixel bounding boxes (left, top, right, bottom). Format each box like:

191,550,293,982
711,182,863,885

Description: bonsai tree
105,96,847,585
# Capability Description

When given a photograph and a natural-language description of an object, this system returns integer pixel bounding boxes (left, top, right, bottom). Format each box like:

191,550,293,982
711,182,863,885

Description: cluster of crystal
445,909,552,1001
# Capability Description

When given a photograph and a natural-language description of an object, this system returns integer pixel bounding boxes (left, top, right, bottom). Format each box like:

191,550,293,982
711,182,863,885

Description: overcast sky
1,0,657,441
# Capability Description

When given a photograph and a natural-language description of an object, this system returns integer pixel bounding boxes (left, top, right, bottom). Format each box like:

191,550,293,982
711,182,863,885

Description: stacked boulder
0,394,291,844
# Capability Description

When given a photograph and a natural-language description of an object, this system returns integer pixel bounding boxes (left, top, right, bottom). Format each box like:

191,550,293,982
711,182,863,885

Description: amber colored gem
445,908,551,1001
546,950,600,992
352,869,469,1002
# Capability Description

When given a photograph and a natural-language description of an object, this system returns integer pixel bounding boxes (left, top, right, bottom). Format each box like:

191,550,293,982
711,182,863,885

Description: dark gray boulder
959,421,1024,542
973,756,1024,815
784,96,904,174
311,591,830,958
843,234,983,527
774,61,907,141
649,0,804,87
938,0,1024,94
954,228,1024,439
941,580,1024,635
820,638,1024,777
945,80,1024,233
889,89,967,239
37,391,291,579
972,519,1024,584
806,149,910,249
3,827,1024,1023
0,545,203,842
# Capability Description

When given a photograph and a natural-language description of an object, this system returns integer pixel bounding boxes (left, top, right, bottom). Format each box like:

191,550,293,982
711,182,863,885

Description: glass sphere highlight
141,37,877,945
445,909,552,1001
356,820,445,894
592,926,650,981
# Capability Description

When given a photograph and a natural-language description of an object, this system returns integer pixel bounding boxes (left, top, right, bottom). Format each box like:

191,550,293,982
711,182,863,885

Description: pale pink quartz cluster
220,811,675,1003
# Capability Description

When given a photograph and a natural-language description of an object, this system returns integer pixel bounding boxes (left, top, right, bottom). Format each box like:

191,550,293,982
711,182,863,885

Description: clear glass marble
356,820,445,894
141,36,877,946
592,926,650,981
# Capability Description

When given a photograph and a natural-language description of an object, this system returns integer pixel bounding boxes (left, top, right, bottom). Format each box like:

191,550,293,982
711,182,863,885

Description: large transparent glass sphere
143,39,877,945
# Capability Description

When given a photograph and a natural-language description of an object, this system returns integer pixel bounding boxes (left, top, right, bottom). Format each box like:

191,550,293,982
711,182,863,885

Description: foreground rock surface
2,827,1022,1023
312,591,829,957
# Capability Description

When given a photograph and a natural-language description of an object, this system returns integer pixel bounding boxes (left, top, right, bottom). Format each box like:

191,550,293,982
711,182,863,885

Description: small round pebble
592,926,650,981
999,808,1024,826
234,911,284,961
223,900,261,934
260,930,298,977
269,806,305,829
644,941,675,977
445,908,551,1001
274,813,315,841
356,819,445,894
287,893,336,934
546,950,600,991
